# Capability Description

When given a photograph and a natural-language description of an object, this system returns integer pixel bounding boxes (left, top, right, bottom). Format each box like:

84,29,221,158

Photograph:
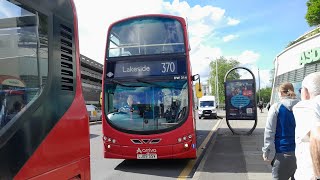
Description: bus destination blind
111,60,180,78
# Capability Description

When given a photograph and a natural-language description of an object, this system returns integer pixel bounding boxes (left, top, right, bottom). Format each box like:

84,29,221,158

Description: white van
86,105,102,122
198,96,217,119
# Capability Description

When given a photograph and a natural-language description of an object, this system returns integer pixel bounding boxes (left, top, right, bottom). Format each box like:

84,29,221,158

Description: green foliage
209,56,240,104
305,0,320,27
286,27,320,47
257,87,272,103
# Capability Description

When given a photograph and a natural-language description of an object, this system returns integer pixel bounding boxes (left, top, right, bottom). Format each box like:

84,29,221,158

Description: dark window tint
108,17,185,57
200,101,214,107
0,1,48,129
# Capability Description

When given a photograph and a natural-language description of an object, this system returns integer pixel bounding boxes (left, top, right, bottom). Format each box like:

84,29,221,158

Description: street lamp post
216,59,219,109
205,57,219,109
258,68,261,102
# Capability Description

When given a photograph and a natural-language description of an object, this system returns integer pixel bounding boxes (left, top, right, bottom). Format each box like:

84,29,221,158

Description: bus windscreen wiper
109,79,141,87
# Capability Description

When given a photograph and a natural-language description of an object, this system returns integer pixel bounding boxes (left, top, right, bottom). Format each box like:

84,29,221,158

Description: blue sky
75,0,313,88
200,0,311,70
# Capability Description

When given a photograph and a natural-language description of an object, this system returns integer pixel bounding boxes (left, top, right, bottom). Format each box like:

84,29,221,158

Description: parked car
86,105,102,122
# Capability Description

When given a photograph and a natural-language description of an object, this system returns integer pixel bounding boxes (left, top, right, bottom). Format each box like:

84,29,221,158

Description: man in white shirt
310,125,320,179
293,72,320,180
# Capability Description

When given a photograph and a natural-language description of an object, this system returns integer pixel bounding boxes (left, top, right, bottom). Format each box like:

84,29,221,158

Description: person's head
127,95,134,106
278,82,296,99
11,101,22,113
301,72,320,100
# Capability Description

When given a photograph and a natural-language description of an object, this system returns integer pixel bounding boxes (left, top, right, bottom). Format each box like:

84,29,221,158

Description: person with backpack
262,82,299,180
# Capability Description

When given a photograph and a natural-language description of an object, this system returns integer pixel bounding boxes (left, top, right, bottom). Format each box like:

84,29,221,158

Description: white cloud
163,0,225,22
0,1,21,18
259,69,272,89
228,50,271,88
222,34,238,42
75,0,245,86
240,67,271,89
190,45,222,82
238,50,260,65
75,0,164,63
227,17,240,26
163,0,227,43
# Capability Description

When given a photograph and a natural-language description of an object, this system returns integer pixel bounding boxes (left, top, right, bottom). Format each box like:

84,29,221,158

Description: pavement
193,108,272,180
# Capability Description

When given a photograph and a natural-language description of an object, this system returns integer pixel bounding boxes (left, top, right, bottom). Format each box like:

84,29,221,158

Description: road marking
177,119,222,179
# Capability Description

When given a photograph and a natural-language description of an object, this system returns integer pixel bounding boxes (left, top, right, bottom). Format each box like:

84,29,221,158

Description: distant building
80,55,103,106
202,83,211,96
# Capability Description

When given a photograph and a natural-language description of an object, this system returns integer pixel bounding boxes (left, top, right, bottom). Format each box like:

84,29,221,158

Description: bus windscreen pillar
224,67,257,135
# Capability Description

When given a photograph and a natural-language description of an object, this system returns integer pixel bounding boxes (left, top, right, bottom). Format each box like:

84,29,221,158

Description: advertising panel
225,79,256,120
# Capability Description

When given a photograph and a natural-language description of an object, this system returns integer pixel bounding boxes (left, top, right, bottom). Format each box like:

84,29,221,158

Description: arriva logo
136,148,157,154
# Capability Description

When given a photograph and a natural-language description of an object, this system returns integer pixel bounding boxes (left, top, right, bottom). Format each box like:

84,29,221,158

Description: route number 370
161,62,175,73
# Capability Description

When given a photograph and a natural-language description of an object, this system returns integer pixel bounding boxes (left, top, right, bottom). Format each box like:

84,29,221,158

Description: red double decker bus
102,14,202,159
0,0,90,179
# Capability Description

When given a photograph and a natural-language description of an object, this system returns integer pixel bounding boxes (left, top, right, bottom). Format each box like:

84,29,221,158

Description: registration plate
137,154,157,159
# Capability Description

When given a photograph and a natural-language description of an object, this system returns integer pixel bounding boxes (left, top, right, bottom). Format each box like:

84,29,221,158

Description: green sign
300,47,320,65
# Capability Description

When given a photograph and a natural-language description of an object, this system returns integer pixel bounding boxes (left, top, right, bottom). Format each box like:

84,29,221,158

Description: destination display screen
106,59,187,78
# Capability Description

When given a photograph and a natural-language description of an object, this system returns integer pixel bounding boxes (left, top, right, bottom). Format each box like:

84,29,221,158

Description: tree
209,56,240,105
257,87,272,103
305,0,320,26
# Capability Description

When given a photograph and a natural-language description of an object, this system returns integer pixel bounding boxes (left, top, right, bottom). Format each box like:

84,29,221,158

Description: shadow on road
90,134,99,139
198,117,222,120
199,128,270,174
114,159,190,178
113,129,215,178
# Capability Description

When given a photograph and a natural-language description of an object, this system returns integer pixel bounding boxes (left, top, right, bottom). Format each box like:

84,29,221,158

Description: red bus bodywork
102,14,196,159
0,0,90,179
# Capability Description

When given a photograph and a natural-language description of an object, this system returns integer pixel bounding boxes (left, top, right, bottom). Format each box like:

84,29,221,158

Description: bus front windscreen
105,79,188,133
108,17,185,57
